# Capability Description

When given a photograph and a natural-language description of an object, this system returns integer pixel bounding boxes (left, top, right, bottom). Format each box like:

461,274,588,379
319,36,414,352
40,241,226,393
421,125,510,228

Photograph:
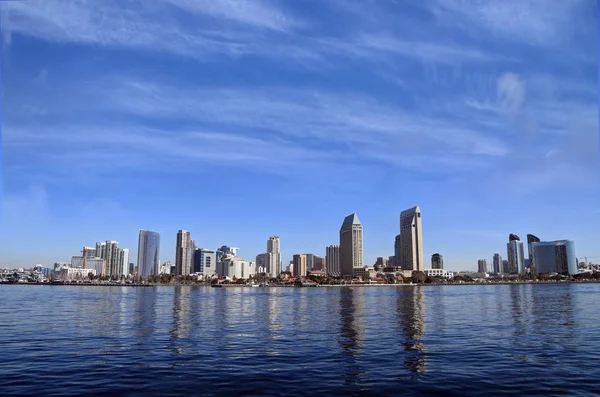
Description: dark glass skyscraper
137,230,160,277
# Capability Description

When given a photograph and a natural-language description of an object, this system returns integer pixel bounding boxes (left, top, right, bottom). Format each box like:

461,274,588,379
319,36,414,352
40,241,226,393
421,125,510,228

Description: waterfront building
506,234,525,274
71,256,104,275
394,234,401,266
326,245,340,277
193,248,216,275
493,253,502,274
266,236,282,278
399,206,424,271
137,230,161,277
339,213,364,276
59,267,97,280
256,253,267,273
375,257,389,269
502,259,509,274
313,255,325,271
217,254,254,279
96,241,121,277
423,268,453,279
431,253,443,269
120,249,130,276
527,234,541,274
293,254,307,277
53,262,70,274
477,259,488,273
530,240,577,275
175,230,192,276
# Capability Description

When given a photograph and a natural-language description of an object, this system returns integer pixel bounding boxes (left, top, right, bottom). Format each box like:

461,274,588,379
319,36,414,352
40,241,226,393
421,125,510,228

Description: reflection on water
397,286,427,376
338,287,365,385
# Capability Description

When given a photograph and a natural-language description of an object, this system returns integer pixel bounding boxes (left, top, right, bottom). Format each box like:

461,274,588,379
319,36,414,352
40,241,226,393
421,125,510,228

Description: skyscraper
530,240,577,275
194,248,216,275
399,206,424,271
137,230,160,277
97,240,121,277
266,235,282,278
506,234,525,274
339,213,364,277
493,253,502,274
120,248,130,276
326,245,340,277
176,230,192,276
477,259,488,273
394,234,401,266
527,234,541,274
431,253,443,269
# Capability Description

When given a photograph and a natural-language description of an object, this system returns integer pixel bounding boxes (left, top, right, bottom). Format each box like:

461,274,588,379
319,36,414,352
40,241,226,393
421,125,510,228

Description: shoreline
2,280,599,288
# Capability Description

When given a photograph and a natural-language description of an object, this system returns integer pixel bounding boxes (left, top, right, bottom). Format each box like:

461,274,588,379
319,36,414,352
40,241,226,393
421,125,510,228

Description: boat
211,284,223,288
250,284,260,287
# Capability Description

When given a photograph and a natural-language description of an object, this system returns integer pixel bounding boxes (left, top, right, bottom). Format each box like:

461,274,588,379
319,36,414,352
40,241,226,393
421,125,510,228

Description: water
1,284,599,396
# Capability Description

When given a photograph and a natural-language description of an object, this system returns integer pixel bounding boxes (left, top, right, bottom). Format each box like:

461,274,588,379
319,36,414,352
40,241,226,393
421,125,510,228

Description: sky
0,0,598,271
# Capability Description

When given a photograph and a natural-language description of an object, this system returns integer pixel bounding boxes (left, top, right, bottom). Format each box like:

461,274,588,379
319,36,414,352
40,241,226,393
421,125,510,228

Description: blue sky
0,0,598,271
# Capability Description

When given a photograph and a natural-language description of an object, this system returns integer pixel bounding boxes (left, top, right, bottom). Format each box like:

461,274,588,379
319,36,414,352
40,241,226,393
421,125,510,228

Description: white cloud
497,72,525,113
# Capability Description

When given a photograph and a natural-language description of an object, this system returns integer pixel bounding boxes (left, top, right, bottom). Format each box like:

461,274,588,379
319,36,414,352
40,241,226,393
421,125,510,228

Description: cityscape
2,206,597,285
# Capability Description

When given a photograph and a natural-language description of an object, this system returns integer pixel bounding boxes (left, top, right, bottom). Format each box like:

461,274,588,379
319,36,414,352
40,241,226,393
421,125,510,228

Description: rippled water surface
1,284,600,396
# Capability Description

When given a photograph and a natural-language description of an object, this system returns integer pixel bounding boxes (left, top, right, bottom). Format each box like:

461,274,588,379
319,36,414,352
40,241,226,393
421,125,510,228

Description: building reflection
338,287,365,385
170,286,193,356
396,286,427,376
133,287,157,342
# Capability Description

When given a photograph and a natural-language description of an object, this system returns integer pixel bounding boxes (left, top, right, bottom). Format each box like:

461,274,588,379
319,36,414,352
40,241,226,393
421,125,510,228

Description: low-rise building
423,268,454,279
59,267,97,280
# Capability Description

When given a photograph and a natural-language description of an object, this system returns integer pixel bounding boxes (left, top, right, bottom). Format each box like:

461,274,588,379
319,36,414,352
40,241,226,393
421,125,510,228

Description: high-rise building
394,234,401,266
305,254,315,273
506,234,525,274
175,230,192,276
527,234,541,274
293,254,307,277
326,245,340,277
530,240,577,275
502,259,509,274
493,253,502,274
313,255,325,271
137,230,160,277
120,248,130,276
431,253,443,269
477,259,488,273
256,253,268,274
339,213,364,276
97,241,121,277
193,248,216,275
266,236,282,278
399,206,424,271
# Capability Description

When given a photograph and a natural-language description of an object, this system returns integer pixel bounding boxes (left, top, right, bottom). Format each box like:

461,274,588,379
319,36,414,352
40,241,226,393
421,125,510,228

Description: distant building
175,230,192,276
502,259,509,274
399,206,424,271
313,255,325,271
59,267,96,280
530,240,577,275
326,245,340,277
394,234,401,266
431,253,443,269
266,236,282,278
96,241,122,277
423,268,453,279
137,230,160,277
293,254,307,277
375,257,389,268
527,234,541,274
493,253,502,274
256,253,267,274
71,256,104,276
506,234,525,274
477,259,487,273
120,249,130,277
305,254,315,273
217,254,254,279
194,248,216,275
339,213,364,276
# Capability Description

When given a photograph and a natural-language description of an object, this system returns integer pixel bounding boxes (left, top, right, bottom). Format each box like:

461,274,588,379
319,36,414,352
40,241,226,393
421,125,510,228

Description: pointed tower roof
341,212,361,230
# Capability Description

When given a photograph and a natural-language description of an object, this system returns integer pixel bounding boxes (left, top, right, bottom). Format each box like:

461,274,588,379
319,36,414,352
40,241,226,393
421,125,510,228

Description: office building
326,245,340,277
217,254,254,279
431,253,443,269
95,240,121,277
375,257,389,269
506,234,525,274
394,234,401,266
477,259,488,273
527,234,541,274
175,230,192,276
256,253,267,275
530,240,577,275
399,206,424,271
71,256,104,276
305,253,315,273
502,259,509,274
120,248,130,276
137,230,161,277
339,213,364,276
293,254,308,277
313,255,325,271
266,236,282,278
193,248,216,275
493,253,502,274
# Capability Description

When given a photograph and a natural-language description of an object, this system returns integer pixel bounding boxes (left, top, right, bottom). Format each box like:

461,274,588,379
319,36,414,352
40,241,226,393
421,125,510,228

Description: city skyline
1,1,597,270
